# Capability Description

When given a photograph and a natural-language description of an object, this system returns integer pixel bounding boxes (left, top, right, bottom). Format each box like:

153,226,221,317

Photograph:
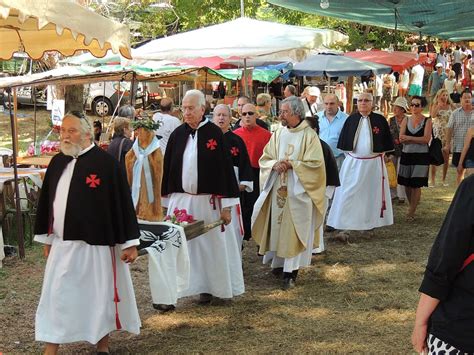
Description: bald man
153,98,181,152
234,103,272,240
317,94,348,170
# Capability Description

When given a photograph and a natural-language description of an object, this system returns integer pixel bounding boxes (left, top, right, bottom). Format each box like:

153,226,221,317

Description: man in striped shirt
444,91,474,185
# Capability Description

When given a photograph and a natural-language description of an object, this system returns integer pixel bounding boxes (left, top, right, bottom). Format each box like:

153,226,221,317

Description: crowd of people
31,46,474,353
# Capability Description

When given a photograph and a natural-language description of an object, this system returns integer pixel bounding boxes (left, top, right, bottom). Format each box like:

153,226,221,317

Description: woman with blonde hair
256,93,278,130
429,88,456,187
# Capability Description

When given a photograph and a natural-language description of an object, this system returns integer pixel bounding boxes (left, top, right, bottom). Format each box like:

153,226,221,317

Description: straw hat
392,96,409,112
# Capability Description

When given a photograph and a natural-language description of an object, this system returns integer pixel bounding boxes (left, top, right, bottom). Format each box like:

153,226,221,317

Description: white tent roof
133,17,347,62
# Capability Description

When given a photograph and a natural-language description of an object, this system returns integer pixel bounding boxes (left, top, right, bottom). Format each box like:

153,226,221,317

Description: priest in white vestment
327,93,394,231
252,96,326,290
34,112,141,354
162,90,244,304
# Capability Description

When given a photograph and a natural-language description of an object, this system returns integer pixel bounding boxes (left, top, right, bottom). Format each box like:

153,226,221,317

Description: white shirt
375,75,383,96
453,49,462,64
411,65,425,86
400,69,410,88
153,112,181,153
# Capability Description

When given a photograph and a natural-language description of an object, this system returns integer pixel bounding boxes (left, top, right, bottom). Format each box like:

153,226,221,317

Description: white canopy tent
133,17,347,62
133,17,347,95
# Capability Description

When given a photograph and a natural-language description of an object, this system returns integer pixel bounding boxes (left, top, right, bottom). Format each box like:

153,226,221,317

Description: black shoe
152,303,176,312
282,277,295,290
271,267,284,278
97,352,109,355
324,225,336,233
198,293,213,304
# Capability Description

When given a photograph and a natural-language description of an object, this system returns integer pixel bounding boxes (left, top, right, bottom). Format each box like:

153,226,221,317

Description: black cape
223,130,254,184
162,119,239,198
35,145,140,246
337,112,394,153
419,175,474,352
320,139,340,187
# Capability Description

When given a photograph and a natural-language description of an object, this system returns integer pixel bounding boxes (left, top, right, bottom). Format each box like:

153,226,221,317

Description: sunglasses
241,112,255,116
410,103,421,107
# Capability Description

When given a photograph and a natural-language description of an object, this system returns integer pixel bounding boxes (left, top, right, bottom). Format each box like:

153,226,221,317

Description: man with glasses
317,94,348,170
232,95,269,131
444,90,474,185
327,93,394,232
252,96,326,290
234,103,272,241
34,111,141,354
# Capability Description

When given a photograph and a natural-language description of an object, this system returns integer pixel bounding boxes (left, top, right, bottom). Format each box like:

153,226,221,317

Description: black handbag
429,130,444,166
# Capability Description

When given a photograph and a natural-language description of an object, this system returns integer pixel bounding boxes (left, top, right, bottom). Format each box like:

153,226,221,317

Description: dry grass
0,108,457,353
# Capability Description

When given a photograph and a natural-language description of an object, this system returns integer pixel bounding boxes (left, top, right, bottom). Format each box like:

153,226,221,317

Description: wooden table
17,155,54,167
0,167,46,192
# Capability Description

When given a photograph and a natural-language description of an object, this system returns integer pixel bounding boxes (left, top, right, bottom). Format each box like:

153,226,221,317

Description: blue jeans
465,159,474,168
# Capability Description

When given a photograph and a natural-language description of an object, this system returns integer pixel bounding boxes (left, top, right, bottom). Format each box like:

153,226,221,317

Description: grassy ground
0,108,457,353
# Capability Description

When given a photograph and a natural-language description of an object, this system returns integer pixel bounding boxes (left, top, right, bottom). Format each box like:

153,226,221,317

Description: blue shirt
317,109,348,157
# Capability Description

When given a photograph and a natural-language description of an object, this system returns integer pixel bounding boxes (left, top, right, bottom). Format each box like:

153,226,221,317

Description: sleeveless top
402,116,429,154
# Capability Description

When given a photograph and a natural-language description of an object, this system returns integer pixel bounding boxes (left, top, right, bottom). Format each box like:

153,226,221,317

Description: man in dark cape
412,175,474,353
327,92,394,231
162,90,244,304
213,103,254,249
34,111,140,354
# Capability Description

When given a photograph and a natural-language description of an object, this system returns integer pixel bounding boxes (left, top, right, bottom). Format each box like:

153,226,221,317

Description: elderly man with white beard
34,111,141,355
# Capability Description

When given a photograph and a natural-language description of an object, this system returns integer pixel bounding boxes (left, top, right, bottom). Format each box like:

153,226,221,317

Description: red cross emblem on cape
372,126,380,134
206,139,217,150
230,146,239,156
86,174,101,188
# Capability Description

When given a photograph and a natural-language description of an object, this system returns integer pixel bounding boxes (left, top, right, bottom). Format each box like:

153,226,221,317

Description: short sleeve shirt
447,108,474,152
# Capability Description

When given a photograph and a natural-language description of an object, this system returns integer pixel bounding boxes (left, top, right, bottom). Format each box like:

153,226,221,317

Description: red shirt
234,125,272,168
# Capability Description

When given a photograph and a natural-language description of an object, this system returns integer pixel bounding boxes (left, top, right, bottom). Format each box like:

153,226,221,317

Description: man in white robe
162,90,244,304
252,96,326,290
213,104,254,251
327,93,394,231
34,112,141,354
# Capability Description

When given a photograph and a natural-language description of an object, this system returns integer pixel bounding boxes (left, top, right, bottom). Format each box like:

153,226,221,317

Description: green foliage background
88,0,413,50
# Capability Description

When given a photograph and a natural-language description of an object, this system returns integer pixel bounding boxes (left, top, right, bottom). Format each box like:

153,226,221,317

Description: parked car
1,53,143,115
1,53,49,108
84,81,143,116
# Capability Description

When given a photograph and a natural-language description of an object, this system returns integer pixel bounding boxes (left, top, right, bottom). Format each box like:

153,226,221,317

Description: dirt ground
0,107,458,354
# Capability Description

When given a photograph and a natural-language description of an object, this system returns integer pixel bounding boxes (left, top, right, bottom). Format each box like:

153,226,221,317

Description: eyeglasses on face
241,112,255,116
410,103,421,107
357,98,372,102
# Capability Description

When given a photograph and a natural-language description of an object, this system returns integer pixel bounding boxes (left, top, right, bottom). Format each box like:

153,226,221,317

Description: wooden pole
8,88,26,259
33,87,37,155
347,76,354,114
13,89,18,156
243,58,248,97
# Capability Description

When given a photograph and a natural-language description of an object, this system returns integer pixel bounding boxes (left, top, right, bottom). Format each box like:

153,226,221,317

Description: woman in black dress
397,96,432,220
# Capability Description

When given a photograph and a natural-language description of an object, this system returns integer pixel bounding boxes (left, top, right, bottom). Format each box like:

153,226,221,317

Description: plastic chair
1,177,36,246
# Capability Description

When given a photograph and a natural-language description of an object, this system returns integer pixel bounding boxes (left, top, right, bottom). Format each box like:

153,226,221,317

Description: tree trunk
65,85,84,112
